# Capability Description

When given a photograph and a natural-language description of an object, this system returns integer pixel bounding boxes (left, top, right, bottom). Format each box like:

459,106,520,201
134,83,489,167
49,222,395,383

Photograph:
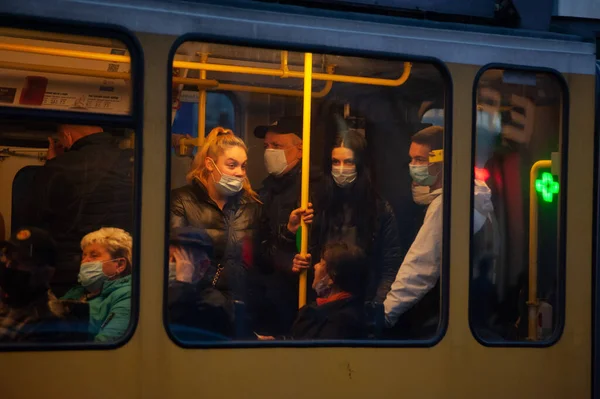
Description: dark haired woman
288,128,403,304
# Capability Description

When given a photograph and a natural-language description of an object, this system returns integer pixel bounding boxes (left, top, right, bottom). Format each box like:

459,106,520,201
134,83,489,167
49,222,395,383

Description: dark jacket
167,280,233,341
0,290,89,343
259,163,302,257
257,163,321,334
289,296,366,340
280,195,403,304
258,163,322,270
26,132,134,295
170,181,264,302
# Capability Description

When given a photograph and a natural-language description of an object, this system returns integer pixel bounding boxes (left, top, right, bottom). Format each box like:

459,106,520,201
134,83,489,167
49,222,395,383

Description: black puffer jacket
26,132,134,296
170,181,265,302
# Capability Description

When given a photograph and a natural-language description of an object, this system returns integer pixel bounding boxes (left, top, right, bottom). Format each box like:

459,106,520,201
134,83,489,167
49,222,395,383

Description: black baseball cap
253,116,303,139
0,227,57,267
169,227,213,254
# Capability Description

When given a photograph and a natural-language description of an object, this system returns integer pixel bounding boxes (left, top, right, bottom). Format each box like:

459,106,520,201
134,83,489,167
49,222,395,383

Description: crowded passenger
25,124,134,296
170,127,265,332
0,228,88,343
288,124,403,306
384,126,444,337
61,227,133,343
384,126,494,338
258,241,367,340
167,227,233,340
253,116,320,335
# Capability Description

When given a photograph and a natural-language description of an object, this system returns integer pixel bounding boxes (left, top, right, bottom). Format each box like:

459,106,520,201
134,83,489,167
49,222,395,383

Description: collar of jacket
70,131,115,152
262,162,301,195
316,291,352,306
87,274,131,300
191,179,250,212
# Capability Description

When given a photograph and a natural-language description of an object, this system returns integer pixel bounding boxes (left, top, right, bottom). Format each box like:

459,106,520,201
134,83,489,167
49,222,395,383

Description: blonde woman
170,127,264,311
61,227,132,343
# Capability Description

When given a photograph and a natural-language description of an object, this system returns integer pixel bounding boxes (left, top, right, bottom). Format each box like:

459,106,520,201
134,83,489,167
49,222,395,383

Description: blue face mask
409,165,438,186
209,158,244,197
78,259,119,292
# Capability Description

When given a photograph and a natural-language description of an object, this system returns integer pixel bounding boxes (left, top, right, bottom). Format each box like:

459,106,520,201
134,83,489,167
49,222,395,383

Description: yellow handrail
0,43,411,88
298,52,313,309
216,80,332,98
175,60,284,77
528,159,552,341
0,42,130,63
173,72,333,98
174,59,412,87
197,53,208,146
0,60,129,80
172,77,218,87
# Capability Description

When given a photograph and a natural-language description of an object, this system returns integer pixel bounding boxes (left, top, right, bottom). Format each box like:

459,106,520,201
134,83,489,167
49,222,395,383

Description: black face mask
0,266,35,306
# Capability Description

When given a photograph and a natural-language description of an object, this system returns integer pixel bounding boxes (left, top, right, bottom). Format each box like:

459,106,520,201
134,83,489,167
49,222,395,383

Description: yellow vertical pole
198,53,208,146
528,159,552,340
281,50,289,77
299,52,313,308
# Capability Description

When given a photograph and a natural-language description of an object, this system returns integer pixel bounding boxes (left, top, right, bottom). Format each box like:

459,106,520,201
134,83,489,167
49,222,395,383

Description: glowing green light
535,172,559,203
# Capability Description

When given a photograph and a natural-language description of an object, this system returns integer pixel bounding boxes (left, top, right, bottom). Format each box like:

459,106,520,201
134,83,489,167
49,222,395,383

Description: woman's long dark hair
316,115,379,251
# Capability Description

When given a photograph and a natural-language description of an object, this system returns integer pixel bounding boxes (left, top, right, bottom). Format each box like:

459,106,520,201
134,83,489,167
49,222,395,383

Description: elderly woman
61,227,132,343
258,241,368,340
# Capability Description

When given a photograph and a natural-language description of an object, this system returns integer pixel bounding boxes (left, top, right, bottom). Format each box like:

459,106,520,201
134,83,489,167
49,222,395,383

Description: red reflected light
475,167,490,181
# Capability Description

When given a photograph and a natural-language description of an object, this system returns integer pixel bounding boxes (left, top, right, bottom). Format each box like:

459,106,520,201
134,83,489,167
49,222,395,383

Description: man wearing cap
167,226,234,340
0,227,88,343
253,116,318,335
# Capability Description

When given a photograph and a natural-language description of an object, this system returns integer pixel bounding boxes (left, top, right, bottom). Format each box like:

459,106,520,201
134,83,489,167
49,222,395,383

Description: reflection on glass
167,41,447,344
0,29,132,115
470,69,563,343
171,93,235,190
0,123,135,345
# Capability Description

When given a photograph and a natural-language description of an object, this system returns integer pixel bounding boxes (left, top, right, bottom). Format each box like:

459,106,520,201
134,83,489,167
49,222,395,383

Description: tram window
0,26,140,348
470,68,565,345
173,92,236,139
0,28,132,115
167,40,449,346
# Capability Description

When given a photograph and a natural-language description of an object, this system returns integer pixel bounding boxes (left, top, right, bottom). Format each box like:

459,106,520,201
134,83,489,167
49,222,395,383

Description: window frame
11,164,42,234
468,63,569,348
0,14,144,352
164,33,453,349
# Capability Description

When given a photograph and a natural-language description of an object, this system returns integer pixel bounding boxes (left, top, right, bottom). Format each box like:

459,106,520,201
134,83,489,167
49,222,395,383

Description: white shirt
384,188,443,326
383,180,493,326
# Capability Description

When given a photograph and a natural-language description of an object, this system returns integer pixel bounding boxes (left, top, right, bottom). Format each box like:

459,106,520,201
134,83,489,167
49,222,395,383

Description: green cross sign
535,172,559,203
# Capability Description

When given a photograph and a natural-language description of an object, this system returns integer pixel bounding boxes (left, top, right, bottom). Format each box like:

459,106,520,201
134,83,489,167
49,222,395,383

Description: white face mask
264,149,288,176
78,259,120,292
331,165,357,187
412,185,438,205
314,277,332,298
209,158,244,196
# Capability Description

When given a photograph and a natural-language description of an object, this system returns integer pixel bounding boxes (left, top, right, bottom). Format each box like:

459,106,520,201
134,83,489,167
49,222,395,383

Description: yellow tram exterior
0,1,596,397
